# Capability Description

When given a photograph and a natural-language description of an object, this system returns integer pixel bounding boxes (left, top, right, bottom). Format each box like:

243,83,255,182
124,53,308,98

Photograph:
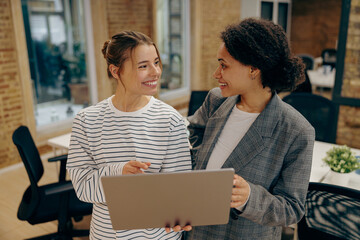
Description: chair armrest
48,154,67,162
48,154,68,182
44,181,74,195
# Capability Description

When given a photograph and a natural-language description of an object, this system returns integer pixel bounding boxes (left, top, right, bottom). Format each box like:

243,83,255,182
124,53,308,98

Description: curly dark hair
220,18,305,92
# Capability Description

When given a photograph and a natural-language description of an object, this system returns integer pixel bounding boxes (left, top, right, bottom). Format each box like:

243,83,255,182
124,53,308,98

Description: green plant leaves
322,145,360,173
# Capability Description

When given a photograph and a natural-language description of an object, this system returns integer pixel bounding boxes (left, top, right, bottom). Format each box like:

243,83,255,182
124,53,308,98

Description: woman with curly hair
184,18,315,239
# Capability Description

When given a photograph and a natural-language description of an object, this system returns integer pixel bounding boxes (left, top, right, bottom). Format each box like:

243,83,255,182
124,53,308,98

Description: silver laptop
101,168,234,230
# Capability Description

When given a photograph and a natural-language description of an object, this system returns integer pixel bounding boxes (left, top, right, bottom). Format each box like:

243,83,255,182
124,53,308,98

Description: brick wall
336,0,360,148
0,0,25,168
106,0,153,38
191,0,241,90
291,0,341,57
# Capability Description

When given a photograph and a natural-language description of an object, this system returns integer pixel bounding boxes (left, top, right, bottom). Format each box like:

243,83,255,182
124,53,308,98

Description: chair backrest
188,91,209,116
298,182,360,240
12,126,44,185
282,93,337,143
293,72,312,93
321,49,337,68
298,54,315,70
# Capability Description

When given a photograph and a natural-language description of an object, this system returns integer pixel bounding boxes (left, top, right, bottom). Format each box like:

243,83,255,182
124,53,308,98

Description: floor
0,151,90,240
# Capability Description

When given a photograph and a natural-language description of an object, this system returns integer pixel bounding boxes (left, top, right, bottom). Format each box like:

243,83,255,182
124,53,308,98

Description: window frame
157,0,191,102
241,0,292,38
260,0,292,35
29,0,97,136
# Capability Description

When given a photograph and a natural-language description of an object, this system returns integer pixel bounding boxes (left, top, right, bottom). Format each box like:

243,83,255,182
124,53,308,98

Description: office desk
47,133,71,155
310,141,360,191
307,69,335,88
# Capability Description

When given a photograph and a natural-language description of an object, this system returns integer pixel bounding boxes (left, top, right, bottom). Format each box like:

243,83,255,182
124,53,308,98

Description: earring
113,70,119,80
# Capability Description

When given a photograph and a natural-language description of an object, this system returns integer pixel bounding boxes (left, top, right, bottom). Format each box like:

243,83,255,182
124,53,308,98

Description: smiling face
213,43,259,98
118,44,162,97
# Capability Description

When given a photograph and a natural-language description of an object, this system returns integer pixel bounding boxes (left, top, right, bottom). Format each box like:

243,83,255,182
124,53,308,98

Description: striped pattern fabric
67,96,191,240
305,190,360,240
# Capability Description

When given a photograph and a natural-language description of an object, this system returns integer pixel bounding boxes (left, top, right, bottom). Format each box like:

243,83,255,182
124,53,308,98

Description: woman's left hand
231,174,250,208
165,224,192,233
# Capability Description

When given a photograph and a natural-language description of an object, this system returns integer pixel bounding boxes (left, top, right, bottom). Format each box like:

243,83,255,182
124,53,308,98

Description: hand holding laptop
123,160,151,174
231,174,250,208
165,224,192,233
166,173,250,233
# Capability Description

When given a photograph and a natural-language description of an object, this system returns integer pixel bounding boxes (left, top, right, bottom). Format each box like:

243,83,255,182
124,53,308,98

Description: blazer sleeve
187,104,208,167
239,126,315,226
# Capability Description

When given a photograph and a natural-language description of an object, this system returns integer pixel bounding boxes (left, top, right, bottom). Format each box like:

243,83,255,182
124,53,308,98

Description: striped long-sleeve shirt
67,96,192,240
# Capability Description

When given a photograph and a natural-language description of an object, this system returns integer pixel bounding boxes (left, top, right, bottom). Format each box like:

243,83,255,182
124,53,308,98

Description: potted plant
322,145,360,185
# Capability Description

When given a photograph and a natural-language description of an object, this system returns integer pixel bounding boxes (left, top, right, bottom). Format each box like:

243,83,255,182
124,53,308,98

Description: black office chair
298,182,360,240
293,72,312,93
321,48,337,69
12,126,92,240
298,54,315,71
188,90,209,116
292,54,313,93
282,93,337,143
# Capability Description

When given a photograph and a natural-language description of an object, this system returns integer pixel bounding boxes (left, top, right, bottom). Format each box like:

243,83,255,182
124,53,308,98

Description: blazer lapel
222,94,282,171
221,122,265,171
195,95,238,170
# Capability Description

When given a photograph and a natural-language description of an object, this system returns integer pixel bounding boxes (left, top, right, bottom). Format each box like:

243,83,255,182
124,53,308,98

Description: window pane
278,3,288,32
24,0,89,127
261,1,273,21
157,0,185,93
49,15,66,44
30,15,48,41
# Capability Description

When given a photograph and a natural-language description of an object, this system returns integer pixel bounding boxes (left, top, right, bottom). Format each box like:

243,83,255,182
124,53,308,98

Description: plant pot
68,83,89,105
327,170,351,186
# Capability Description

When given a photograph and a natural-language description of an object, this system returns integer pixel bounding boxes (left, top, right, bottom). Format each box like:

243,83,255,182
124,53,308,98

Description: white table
310,141,360,190
307,68,335,88
47,133,71,155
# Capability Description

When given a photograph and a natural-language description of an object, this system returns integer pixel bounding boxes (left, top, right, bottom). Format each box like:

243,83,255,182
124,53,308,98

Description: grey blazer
185,88,315,240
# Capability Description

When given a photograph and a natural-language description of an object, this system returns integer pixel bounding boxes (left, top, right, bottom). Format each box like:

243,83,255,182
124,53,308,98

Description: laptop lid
101,168,234,230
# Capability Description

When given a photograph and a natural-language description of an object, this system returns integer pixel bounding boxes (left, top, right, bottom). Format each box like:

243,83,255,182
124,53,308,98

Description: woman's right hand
122,160,151,175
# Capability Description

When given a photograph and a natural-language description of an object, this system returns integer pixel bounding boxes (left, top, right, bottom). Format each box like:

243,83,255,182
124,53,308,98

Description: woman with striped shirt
67,31,192,240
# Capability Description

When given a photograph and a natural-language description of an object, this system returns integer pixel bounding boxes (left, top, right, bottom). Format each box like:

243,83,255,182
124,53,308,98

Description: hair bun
283,56,305,90
102,40,111,59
